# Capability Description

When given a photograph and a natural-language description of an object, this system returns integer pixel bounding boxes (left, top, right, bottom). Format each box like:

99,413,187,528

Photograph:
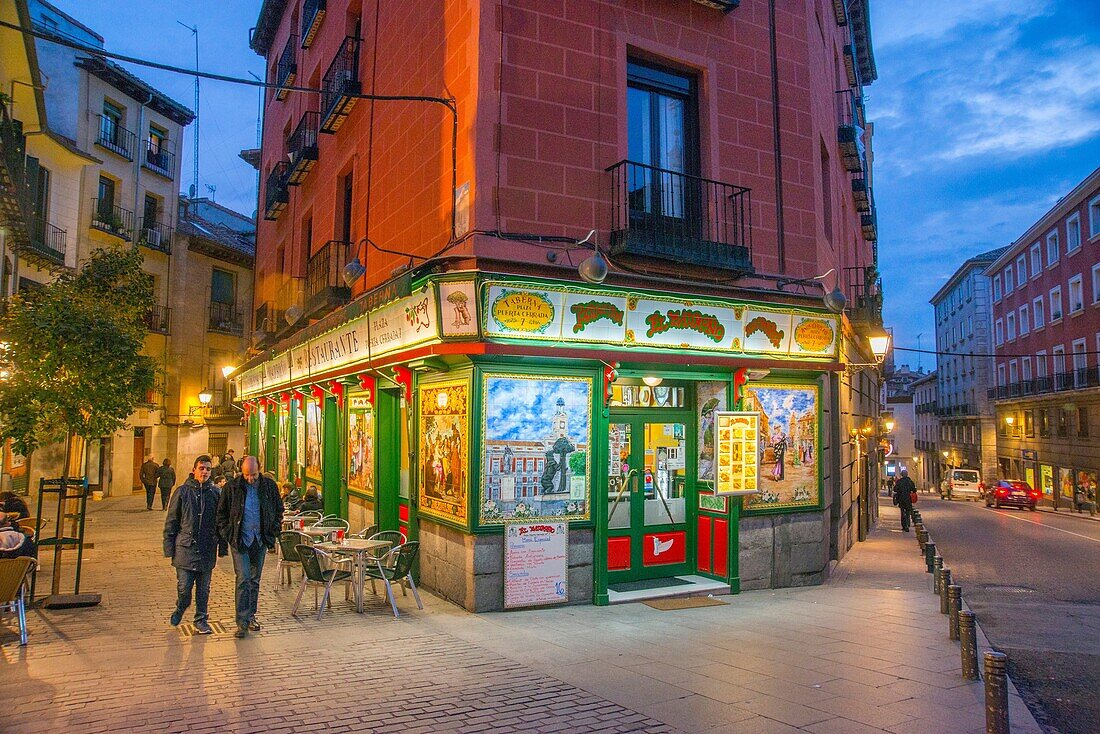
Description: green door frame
374,387,402,533
322,395,341,517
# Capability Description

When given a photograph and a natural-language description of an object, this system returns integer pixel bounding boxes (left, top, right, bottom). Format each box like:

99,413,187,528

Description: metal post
940,568,952,614
925,541,937,573
916,526,926,551
960,611,979,680
948,585,962,640
933,555,943,594
984,651,1009,734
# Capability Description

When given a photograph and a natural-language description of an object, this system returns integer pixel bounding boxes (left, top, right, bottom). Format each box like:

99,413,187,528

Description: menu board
504,521,569,609
714,411,761,496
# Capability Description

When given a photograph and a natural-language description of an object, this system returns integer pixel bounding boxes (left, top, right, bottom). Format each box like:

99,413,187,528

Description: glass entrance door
607,414,693,581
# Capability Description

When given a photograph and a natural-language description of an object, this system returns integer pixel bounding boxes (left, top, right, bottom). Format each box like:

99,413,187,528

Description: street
912,497,1100,734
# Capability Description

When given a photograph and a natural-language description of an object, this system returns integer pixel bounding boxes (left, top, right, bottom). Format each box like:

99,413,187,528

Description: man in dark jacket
893,469,917,532
217,455,282,638
163,455,224,634
155,459,176,510
140,454,159,511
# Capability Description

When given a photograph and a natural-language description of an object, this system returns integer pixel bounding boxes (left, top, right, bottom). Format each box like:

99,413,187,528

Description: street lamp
198,387,213,405
844,327,892,375
881,412,895,432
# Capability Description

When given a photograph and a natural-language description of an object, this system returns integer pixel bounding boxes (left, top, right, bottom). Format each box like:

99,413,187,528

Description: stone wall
739,512,829,590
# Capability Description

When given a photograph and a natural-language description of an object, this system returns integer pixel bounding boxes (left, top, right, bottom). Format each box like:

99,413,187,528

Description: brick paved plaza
0,494,1040,733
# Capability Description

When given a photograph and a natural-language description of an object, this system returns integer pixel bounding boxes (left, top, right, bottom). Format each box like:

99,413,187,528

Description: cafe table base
316,539,391,613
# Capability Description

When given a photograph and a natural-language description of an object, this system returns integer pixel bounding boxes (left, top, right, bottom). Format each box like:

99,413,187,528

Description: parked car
941,469,983,500
984,480,1040,510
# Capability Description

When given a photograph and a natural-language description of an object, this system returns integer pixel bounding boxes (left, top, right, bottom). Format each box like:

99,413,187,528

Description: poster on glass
347,395,374,496
741,384,820,511
696,381,727,484
418,381,470,526
278,409,289,481
305,399,322,483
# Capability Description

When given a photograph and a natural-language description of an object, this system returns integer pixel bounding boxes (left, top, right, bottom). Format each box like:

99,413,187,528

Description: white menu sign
504,521,569,609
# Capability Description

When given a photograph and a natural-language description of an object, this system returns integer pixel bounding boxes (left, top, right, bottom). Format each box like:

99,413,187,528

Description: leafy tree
568,450,586,477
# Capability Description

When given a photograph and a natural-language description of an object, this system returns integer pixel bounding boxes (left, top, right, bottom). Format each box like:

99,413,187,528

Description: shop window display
741,383,821,512
347,394,374,496
418,381,470,527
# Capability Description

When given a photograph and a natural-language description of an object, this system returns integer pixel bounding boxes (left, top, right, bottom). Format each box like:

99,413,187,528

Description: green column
322,395,342,517
289,401,299,485
247,412,259,457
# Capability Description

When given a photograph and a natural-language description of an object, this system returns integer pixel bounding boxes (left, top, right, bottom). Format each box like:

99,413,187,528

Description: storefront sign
307,320,369,375
713,412,761,496
264,353,291,386
370,288,438,357
439,280,478,338
627,297,738,352
490,288,559,335
290,344,310,376
240,365,264,397
504,521,569,609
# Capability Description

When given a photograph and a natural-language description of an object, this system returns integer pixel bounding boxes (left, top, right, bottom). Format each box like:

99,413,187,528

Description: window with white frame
1030,243,1042,277
992,274,1001,301
1019,304,1029,335
997,363,1006,386
1016,254,1027,285
1050,286,1063,321
1047,230,1060,265
1053,344,1066,375
1069,275,1084,314
1073,339,1088,386
1067,212,1081,253
1033,296,1045,328
1092,263,1100,304
1009,360,1018,384
1037,350,1047,378
995,318,1004,346
967,315,973,336
1006,312,1016,340
1022,357,1032,381
1090,195,1100,239
1004,265,1014,294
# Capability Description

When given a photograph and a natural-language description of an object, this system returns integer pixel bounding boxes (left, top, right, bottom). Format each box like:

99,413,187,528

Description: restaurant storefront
236,272,845,611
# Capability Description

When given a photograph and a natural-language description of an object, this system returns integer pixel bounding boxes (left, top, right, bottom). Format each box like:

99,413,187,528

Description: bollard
984,651,1009,734
933,555,943,594
948,585,962,640
911,509,922,524
940,569,952,614
925,542,937,573
917,527,927,551
960,611,979,680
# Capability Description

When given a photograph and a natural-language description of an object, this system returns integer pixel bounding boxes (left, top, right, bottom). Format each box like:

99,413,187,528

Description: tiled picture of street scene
742,385,819,510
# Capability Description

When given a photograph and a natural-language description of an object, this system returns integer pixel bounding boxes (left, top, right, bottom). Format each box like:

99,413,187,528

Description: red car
984,480,1040,510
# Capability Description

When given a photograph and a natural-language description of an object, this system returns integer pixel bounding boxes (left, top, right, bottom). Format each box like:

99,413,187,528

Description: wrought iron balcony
0,106,33,250
301,0,326,48
987,369,1100,400
263,162,290,221
138,218,172,254
836,90,865,173
143,304,171,334
861,192,877,242
842,44,859,88
845,265,882,328
287,112,319,185
253,300,282,347
142,139,174,178
306,240,351,316
208,302,244,336
320,36,361,133
275,35,298,101
90,198,135,240
851,173,871,212
26,217,66,268
96,115,136,160
832,0,848,26
607,160,754,276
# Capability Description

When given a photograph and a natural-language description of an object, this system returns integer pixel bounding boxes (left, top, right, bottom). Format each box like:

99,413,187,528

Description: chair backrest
297,545,331,583
0,557,35,603
368,529,406,547
17,517,36,532
388,541,420,579
296,511,322,524
353,524,378,539
279,530,311,560
312,516,350,532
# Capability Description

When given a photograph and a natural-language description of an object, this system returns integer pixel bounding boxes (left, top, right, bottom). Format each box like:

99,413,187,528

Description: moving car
941,468,983,500
984,480,1040,510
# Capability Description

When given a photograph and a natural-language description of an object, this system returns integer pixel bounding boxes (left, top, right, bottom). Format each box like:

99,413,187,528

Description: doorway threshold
606,575,729,605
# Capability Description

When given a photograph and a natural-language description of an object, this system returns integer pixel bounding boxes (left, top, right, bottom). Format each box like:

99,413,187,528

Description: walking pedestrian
216,455,282,638
155,458,176,511
219,451,238,481
140,453,159,511
163,455,224,634
893,469,916,532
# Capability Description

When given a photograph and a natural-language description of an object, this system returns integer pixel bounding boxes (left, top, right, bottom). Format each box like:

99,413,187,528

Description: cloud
873,0,1052,49
485,377,591,442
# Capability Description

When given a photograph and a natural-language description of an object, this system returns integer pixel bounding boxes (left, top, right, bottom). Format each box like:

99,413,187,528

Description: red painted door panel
697,516,712,573
643,531,686,566
607,537,631,571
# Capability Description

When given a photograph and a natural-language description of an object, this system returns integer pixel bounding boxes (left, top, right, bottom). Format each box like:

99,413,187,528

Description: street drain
982,584,1035,594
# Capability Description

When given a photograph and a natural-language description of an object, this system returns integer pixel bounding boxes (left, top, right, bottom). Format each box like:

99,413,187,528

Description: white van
941,469,983,500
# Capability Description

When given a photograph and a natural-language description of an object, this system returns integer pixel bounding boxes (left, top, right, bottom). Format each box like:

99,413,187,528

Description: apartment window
1024,410,1034,438
967,315,973,336
1093,263,1100,304
992,275,1001,301
820,142,832,244
1053,344,1066,376
994,318,1004,346
1057,407,1069,438
211,268,235,306
1022,357,1032,381
1069,275,1084,314
1039,408,1051,437
1090,195,1100,238
1050,286,1063,321
149,123,167,152
1004,265,1014,294
997,363,1006,386
142,194,159,230
100,100,124,144
1033,296,1045,328
1047,230,1059,265
1030,243,1042,278
1036,350,1048,378
31,163,50,219
1067,212,1081,253
97,175,115,207
1016,254,1027,285
1078,407,1089,438
1019,305,1029,335
1006,312,1016,341
1008,360,1018,384
1073,339,1088,386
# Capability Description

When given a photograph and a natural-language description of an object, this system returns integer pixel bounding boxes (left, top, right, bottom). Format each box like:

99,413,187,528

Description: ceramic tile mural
741,384,820,511
480,374,592,524
278,410,289,482
697,381,727,484
418,381,470,526
305,399,322,484
347,394,374,496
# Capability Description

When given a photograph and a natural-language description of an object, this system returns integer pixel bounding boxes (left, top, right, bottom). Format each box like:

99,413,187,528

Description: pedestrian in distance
219,451,238,481
216,455,283,638
140,453,159,511
155,458,176,511
163,455,225,634
893,469,917,532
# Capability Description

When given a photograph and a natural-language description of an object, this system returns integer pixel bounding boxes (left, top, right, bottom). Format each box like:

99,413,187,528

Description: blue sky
485,377,591,442
747,387,815,430
868,0,1100,368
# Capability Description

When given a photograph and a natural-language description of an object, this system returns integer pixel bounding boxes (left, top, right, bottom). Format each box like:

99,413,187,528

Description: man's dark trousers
159,486,171,510
175,567,212,622
231,540,265,628
144,482,157,510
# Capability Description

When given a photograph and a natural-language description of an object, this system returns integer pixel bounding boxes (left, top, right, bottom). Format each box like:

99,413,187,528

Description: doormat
643,596,728,611
608,577,693,593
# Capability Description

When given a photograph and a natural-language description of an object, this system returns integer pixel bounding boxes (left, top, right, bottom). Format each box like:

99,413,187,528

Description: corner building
241,0,883,610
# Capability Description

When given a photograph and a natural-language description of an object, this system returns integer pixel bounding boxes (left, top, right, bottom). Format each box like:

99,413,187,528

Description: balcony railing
306,240,351,316
320,36,361,132
987,368,1100,400
287,112,319,185
0,106,33,249
845,265,882,327
27,217,66,267
208,302,244,335
142,139,174,178
137,219,172,254
935,404,975,418
90,198,135,240
275,35,298,101
861,192,877,242
143,304,171,334
836,90,865,173
263,162,290,220
301,0,326,48
607,160,754,276
851,173,871,213
254,300,282,342
96,115,136,160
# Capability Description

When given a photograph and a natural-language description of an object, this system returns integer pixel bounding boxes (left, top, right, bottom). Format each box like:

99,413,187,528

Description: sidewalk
0,494,1041,733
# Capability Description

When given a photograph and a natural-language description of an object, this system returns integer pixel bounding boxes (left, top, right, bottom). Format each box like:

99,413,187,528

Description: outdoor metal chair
275,530,312,587
352,524,378,539
311,515,350,533
364,541,422,618
0,557,37,645
293,544,355,621
16,517,37,538
364,530,408,593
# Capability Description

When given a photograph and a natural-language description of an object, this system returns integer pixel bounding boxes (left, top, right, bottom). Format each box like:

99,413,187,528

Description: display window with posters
347,394,375,497
418,379,470,528
1059,467,1075,501
740,382,822,513
278,406,290,482
1040,464,1054,497
304,398,322,485
256,406,267,470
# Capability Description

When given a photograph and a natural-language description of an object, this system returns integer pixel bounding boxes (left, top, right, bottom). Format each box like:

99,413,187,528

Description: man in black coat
163,455,224,634
217,455,283,638
893,469,917,532
140,453,159,511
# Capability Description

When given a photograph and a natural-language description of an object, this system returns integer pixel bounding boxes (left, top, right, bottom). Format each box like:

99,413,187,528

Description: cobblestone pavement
0,494,1042,733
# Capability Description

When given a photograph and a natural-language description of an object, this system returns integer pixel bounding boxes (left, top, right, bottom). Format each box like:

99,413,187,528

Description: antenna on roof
205,184,216,201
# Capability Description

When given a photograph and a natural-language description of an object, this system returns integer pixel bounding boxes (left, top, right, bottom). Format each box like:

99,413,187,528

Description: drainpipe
134,93,153,235
768,0,786,271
